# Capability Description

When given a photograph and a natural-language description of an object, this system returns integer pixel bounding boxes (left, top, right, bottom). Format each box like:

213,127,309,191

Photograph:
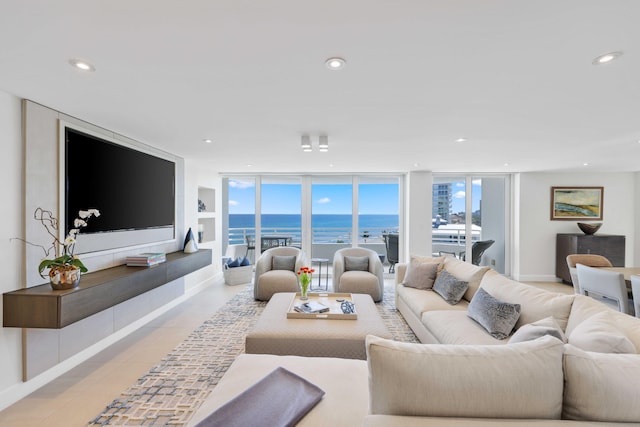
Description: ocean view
229,214,399,244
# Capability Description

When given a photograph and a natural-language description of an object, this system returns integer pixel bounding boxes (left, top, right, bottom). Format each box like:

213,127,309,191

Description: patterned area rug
88,284,417,426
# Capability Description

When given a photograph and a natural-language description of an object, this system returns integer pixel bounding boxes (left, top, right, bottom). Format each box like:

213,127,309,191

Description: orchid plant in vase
297,266,315,300
28,207,100,289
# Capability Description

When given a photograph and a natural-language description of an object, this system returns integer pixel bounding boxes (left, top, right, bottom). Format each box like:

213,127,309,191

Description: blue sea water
230,214,398,229
229,214,398,243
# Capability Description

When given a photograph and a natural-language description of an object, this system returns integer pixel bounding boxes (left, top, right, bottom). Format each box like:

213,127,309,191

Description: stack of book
293,301,329,314
126,253,166,267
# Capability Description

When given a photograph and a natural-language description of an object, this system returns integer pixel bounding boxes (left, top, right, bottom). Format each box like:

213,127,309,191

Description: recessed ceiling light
325,57,346,70
503,163,510,167
69,58,96,72
246,164,253,167
583,162,590,167
413,163,420,167
203,138,213,144
455,138,467,143
592,51,623,65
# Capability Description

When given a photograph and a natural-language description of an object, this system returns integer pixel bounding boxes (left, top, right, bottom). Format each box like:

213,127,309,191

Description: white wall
516,172,636,282
0,90,24,397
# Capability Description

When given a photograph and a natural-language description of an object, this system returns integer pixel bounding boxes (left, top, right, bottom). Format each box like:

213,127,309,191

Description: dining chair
576,263,631,314
566,254,613,294
382,233,399,273
631,275,640,318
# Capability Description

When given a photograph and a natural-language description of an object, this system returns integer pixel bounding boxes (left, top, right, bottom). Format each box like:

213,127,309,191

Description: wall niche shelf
197,186,216,244
3,249,212,329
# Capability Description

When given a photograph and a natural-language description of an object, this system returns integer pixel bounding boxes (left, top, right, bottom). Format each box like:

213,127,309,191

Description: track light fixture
319,135,329,152
301,135,312,152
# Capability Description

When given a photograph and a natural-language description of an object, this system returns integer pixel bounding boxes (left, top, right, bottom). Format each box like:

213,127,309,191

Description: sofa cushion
566,294,640,352
272,255,296,271
568,311,636,354
442,256,489,302
509,316,567,344
366,335,564,419
345,256,369,271
432,269,468,304
396,286,468,319
467,288,521,339
421,310,506,345
402,259,440,290
563,344,640,422
479,270,575,331
187,353,369,427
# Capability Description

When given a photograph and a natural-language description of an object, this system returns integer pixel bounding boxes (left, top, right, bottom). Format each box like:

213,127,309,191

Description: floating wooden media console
3,249,212,329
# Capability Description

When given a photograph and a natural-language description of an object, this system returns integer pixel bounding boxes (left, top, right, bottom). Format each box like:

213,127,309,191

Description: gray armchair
333,247,384,302
254,247,306,301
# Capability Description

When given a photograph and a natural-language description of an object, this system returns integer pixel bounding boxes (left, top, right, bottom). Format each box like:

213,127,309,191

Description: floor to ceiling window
224,174,402,272
432,175,508,274
260,176,302,251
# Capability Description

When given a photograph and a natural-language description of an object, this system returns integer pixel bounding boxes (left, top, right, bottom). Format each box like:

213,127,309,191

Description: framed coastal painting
550,187,603,220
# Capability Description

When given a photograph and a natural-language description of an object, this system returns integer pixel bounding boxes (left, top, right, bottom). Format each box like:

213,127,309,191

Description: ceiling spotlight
301,135,312,152
69,58,96,72
319,135,329,152
203,138,213,144
455,138,467,143
325,57,346,70
592,51,623,65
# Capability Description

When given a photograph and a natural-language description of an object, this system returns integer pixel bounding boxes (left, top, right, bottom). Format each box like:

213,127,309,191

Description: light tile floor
0,279,246,427
0,270,574,427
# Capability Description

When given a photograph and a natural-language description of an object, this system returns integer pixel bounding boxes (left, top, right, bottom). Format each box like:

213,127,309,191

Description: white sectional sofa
189,255,640,426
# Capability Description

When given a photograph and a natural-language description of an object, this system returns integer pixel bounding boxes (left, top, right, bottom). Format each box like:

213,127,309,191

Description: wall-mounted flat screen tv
64,125,176,253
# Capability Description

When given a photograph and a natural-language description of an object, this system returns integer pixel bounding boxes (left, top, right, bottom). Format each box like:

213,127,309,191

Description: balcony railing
229,226,399,247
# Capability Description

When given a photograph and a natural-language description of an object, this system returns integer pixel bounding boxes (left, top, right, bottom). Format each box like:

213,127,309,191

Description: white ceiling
1,1,639,174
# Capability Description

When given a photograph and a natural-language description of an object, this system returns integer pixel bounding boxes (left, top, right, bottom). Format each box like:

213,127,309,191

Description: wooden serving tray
286,292,358,320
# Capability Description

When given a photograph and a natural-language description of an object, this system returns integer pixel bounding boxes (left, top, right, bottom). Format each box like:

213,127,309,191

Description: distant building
432,183,452,222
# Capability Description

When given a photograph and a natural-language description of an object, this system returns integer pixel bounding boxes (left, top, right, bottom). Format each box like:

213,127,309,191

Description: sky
228,179,481,215
228,180,399,215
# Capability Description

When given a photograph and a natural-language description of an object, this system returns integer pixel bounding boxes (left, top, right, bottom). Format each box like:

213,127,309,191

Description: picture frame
550,186,603,221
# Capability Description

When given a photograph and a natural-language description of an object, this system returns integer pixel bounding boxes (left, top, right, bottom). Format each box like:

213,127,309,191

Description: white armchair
254,247,306,301
333,247,384,302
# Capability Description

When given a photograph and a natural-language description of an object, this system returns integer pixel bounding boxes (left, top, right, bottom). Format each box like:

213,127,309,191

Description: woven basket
223,264,253,286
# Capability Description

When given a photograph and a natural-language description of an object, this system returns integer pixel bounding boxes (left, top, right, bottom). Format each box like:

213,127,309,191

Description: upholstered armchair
254,247,306,301
333,247,384,302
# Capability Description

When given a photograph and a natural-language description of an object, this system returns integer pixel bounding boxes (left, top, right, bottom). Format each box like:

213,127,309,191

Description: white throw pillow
366,335,564,419
510,316,567,344
568,311,637,354
563,344,640,422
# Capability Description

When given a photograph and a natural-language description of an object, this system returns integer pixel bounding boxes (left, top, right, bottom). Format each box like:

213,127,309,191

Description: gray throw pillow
509,317,567,344
344,256,369,271
272,255,296,272
468,287,521,340
432,269,469,304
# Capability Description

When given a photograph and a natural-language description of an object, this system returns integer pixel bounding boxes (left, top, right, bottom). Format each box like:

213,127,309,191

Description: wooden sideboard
3,249,212,329
555,234,625,283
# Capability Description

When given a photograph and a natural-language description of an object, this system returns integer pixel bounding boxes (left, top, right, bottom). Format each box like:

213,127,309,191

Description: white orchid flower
88,209,101,217
78,210,90,219
74,218,87,228
64,236,76,246
69,228,79,236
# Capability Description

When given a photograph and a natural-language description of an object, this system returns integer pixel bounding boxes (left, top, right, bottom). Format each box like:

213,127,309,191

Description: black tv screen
65,127,175,236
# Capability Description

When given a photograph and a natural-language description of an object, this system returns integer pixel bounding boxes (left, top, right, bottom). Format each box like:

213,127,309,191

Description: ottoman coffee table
245,292,391,360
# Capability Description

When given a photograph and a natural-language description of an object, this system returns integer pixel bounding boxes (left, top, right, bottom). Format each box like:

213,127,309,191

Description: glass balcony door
432,174,508,274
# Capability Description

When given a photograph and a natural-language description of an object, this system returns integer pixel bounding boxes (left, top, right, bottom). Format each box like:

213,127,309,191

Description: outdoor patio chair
382,233,399,273
333,247,384,302
254,246,306,301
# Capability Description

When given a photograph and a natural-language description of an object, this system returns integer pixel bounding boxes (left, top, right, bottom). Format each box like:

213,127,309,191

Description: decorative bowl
577,222,602,235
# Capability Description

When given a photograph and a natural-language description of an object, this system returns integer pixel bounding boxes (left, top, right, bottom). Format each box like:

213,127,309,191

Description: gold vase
49,266,81,290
